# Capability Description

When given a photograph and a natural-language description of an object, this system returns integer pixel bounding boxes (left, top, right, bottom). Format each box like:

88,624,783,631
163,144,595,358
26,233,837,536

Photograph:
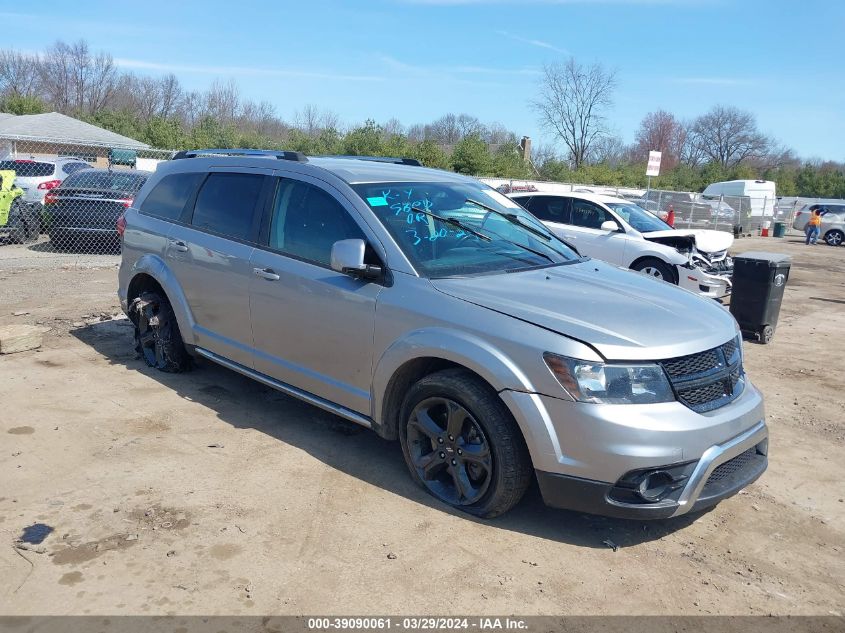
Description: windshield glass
606,202,670,233
352,181,581,278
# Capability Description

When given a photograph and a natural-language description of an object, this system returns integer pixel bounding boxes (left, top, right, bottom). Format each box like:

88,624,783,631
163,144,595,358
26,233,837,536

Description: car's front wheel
631,258,677,283
399,369,532,518
824,230,844,246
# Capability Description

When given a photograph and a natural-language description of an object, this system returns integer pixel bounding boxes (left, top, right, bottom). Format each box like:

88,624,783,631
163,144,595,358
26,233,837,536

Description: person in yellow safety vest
805,209,822,245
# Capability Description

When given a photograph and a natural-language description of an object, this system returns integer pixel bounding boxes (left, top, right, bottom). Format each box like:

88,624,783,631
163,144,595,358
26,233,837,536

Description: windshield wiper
411,208,492,242
416,204,554,264
465,197,554,242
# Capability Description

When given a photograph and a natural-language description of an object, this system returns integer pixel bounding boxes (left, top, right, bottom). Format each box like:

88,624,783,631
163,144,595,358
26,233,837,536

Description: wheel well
379,357,491,441
126,273,166,321
629,256,678,284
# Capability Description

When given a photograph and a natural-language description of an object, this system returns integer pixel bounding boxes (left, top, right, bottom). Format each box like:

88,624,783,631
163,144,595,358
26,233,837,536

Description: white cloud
379,55,539,77
496,30,568,54
114,58,384,82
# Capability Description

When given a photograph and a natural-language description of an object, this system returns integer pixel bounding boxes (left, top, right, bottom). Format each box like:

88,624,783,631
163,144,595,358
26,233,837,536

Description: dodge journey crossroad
118,149,768,519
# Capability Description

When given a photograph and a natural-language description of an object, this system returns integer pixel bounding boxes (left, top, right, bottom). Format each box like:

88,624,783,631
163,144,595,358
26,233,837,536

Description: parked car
0,157,92,207
46,168,149,252
0,169,41,243
792,204,845,246
118,149,767,520
509,191,734,298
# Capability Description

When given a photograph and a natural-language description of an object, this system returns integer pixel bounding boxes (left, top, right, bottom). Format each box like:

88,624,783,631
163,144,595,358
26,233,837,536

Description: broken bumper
677,265,732,298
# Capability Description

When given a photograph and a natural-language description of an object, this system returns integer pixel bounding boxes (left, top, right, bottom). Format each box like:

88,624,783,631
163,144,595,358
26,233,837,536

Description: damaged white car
509,191,733,298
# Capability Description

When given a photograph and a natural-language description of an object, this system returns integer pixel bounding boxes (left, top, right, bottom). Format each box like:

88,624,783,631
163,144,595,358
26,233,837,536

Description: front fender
124,254,197,347
372,327,566,467
630,241,688,267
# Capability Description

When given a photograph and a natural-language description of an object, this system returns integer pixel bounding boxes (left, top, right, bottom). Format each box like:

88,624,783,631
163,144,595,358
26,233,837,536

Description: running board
193,347,373,430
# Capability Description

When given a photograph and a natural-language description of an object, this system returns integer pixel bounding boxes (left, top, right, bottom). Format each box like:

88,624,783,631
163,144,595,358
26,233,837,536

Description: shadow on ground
72,319,703,549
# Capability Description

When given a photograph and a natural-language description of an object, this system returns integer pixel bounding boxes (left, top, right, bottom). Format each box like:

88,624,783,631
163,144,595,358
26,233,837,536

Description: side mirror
330,239,382,280
600,220,621,232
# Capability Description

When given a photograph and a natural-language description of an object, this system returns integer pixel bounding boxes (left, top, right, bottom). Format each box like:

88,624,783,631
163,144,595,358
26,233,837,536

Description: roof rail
321,155,422,167
171,148,308,163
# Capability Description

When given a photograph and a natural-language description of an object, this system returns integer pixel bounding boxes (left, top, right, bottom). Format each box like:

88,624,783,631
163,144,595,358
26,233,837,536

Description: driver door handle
169,239,189,252
253,267,280,281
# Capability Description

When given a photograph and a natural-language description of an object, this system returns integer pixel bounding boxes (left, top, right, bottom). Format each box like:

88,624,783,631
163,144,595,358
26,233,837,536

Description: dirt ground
0,236,843,616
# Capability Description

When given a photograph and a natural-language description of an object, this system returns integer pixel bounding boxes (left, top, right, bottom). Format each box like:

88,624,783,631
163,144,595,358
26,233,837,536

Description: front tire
824,230,844,247
631,257,677,284
399,369,531,518
130,291,191,373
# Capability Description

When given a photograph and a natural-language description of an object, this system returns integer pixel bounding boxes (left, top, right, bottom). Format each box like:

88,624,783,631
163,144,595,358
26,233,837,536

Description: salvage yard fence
1,137,842,270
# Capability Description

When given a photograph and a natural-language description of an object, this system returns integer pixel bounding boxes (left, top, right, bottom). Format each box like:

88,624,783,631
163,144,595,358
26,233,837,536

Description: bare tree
38,40,118,114
293,104,340,136
634,110,682,169
531,58,616,169
589,134,627,166
204,79,240,123
689,105,772,168
0,50,41,97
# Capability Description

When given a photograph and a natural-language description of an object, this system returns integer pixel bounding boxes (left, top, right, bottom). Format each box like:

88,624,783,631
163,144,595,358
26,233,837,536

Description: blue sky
3,0,843,160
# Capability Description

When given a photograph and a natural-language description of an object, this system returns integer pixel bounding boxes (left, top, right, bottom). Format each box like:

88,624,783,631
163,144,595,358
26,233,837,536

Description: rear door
166,168,273,367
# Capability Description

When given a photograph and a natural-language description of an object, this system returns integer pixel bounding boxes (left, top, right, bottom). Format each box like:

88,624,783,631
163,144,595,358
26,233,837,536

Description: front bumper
535,420,768,519
677,265,732,298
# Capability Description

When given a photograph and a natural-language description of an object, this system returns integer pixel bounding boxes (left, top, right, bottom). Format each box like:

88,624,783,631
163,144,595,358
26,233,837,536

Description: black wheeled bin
729,251,791,344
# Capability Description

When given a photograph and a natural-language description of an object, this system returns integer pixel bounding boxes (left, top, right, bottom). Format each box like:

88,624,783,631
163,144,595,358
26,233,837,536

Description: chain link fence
0,138,171,270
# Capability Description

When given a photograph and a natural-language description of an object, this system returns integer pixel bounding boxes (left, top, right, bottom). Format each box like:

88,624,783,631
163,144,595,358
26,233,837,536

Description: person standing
806,208,822,245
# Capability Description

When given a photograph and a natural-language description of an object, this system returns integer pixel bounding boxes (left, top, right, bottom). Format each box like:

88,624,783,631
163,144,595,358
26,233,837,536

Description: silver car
0,157,92,206
791,204,845,246
118,150,768,519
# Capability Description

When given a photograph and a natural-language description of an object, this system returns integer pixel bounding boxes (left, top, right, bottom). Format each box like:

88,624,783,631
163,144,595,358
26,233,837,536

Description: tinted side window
142,172,205,221
191,173,264,240
571,200,609,229
525,196,571,224
269,179,364,266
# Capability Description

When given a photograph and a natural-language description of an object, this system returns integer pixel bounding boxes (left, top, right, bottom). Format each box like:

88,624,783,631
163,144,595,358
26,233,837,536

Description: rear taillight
118,198,133,208
37,179,62,190
116,213,127,237
43,192,58,205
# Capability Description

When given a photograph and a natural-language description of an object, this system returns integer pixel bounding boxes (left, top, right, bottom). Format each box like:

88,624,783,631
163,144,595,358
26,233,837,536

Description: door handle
169,239,189,252
253,267,280,281
564,234,577,240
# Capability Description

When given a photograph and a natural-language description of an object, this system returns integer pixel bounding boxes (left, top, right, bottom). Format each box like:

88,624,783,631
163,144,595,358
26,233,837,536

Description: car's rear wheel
824,230,844,246
7,200,37,244
399,369,531,518
130,291,191,373
632,258,677,284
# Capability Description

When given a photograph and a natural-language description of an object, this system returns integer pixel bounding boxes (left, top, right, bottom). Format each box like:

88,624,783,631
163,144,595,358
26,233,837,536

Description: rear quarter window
140,172,205,222
189,172,265,241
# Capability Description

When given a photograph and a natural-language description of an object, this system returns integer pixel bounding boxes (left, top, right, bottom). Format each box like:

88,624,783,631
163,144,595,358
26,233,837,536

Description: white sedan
509,191,733,298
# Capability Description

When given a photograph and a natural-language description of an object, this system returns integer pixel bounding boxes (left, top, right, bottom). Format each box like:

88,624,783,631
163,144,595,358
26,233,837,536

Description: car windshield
606,202,670,233
0,160,55,177
352,181,581,278
61,170,147,192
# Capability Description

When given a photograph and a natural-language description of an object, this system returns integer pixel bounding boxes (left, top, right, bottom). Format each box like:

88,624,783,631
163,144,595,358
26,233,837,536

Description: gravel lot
0,236,843,616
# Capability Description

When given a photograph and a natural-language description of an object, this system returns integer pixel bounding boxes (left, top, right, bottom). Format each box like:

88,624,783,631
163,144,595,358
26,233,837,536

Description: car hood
430,261,737,361
643,229,733,254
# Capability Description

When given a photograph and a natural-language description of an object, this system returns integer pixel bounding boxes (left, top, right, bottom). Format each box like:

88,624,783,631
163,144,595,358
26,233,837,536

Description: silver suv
118,150,768,519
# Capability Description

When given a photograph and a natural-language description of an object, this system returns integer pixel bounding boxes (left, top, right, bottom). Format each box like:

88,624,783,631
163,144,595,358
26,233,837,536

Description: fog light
637,471,680,503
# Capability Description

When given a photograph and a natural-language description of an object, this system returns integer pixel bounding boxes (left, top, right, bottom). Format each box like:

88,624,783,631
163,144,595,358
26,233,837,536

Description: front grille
662,349,721,380
660,340,744,413
706,447,757,484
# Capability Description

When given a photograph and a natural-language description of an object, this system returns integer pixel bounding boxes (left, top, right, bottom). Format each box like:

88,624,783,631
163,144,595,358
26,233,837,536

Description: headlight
543,353,675,405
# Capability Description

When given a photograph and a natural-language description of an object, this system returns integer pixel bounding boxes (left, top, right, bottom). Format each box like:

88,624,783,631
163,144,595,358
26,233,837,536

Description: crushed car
509,191,733,298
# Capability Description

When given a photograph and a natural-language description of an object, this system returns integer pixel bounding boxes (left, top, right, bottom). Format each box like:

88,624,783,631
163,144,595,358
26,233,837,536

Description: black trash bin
729,251,791,344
